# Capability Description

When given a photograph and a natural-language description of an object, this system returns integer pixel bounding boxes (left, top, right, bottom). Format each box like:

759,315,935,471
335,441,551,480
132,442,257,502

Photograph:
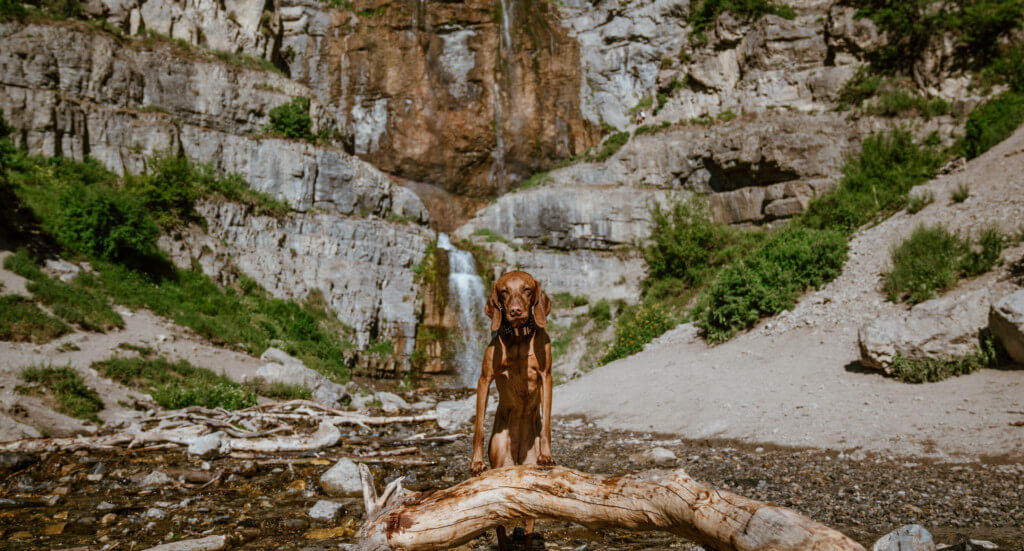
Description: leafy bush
984,42,1024,92
892,336,1001,383
959,92,1024,159
95,356,257,410
600,302,676,365
799,130,945,233
0,295,71,344
645,197,765,288
51,184,160,262
838,68,883,107
268,97,313,140
695,226,848,342
688,0,795,42
883,223,1005,304
19,365,104,421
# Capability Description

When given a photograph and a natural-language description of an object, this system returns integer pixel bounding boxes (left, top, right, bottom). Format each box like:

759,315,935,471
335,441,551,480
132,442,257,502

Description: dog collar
494,319,535,338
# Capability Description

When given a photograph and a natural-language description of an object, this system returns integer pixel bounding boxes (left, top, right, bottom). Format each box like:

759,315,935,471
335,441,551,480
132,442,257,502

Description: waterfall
437,234,489,387
490,80,506,189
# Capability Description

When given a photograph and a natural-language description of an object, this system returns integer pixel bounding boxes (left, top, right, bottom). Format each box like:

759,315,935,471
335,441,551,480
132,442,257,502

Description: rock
100,512,117,525
435,400,475,431
96,501,116,511
282,518,309,531
307,500,345,521
872,524,935,551
140,535,228,551
145,508,167,520
140,471,172,487
319,458,362,497
349,392,375,411
859,288,991,373
374,391,410,413
187,431,231,458
642,447,678,467
253,349,349,408
989,290,1024,363
44,258,81,283
0,452,36,475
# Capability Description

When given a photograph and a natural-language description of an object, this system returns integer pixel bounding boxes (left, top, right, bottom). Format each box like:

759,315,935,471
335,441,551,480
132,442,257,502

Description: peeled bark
356,465,865,551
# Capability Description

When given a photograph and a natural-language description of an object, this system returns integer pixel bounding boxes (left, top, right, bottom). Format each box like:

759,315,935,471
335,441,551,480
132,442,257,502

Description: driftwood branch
356,465,865,551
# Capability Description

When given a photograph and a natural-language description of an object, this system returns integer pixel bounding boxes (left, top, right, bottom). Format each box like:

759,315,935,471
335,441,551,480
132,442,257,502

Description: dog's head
485,271,551,332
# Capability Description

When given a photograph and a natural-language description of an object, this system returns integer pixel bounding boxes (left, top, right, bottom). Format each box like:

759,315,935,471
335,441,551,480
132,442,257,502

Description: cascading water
437,234,489,387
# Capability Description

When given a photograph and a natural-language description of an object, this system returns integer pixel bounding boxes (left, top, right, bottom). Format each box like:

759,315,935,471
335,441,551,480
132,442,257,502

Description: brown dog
471,270,554,551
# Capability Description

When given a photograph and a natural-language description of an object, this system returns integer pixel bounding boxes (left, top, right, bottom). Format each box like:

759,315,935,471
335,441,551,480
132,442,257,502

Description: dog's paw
470,459,487,476
537,454,555,467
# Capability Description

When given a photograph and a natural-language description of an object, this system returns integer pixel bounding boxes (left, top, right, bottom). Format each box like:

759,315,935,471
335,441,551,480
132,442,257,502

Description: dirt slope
555,125,1024,461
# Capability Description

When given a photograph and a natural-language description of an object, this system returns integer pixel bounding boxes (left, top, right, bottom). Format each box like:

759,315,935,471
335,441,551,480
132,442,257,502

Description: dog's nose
508,306,523,316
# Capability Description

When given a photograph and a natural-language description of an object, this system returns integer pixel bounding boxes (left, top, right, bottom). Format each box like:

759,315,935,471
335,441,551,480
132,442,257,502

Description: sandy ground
555,126,1024,461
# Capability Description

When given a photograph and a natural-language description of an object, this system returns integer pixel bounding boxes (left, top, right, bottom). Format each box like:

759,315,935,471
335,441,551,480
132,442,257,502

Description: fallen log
355,465,865,551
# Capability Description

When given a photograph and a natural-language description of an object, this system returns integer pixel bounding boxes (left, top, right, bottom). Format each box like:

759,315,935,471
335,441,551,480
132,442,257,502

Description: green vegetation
799,130,946,234
883,224,1005,304
4,251,125,332
634,122,672,136
588,299,612,323
906,190,934,213
892,336,1001,383
244,379,312,400
591,131,630,162
117,342,155,356
952,182,971,203
412,240,439,285
688,0,795,43
95,356,257,410
472,228,510,244
268,97,313,141
0,295,71,344
694,226,847,342
518,171,551,191
367,339,394,356
601,302,676,364
959,92,1024,159
864,89,951,118
552,292,589,309
18,365,103,421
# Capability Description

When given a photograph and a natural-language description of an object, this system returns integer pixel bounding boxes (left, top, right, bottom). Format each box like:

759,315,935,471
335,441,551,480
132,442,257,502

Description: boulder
319,458,362,497
989,290,1024,363
435,399,475,431
872,524,935,551
187,431,231,458
308,500,345,521
642,447,678,467
253,348,349,408
374,391,410,413
859,288,990,373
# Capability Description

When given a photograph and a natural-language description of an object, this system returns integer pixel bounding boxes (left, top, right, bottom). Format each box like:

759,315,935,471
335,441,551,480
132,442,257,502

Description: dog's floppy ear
484,283,503,332
532,281,551,328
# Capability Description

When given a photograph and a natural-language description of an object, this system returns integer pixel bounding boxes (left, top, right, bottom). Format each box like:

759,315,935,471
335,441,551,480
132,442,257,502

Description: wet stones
307,500,345,521
319,458,362,497
872,524,935,551
187,431,231,459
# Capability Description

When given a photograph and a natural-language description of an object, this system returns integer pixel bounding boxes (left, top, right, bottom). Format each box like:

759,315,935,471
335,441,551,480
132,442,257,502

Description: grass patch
95,356,257,410
906,190,934,213
18,365,103,421
601,302,676,364
799,130,946,234
0,295,71,344
952,182,971,203
892,336,1001,383
243,378,312,400
883,223,1005,304
590,132,630,163
117,342,155,357
472,229,509,244
958,92,1024,159
551,292,589,309
518,171,551,191
864,89,951,118
4,251,124,332
634,121,672,136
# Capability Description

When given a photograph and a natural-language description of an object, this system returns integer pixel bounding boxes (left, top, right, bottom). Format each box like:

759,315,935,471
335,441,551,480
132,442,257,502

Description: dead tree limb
356,465,865,551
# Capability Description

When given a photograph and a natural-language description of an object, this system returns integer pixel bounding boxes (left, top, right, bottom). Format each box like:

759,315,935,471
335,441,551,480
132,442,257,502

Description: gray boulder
374,391,410,413
989,290,1024,363
253,348,348,408
859,288,991,373
308,500,345,521
319,458,362,497
187,431,231,458
642,447,678,467
435,399,475,431
872,524,935,551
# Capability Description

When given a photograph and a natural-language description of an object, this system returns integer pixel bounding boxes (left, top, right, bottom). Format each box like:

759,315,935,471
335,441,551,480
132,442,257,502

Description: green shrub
688,0,795,42
959,92,1024,159
645,197,765,288
800,130,945,234
552,293,589,309
95,356,257,410
600,301,676,365
883,223,1005,304
51,184,160,262
0,295,71,344
985,43,1024,92
865,89,951,118
838,68,883,108
268,97,313,140
892,336,1001,383
952,182,971,203
244,379,312,400
695,226,848,342
19,365,104,421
